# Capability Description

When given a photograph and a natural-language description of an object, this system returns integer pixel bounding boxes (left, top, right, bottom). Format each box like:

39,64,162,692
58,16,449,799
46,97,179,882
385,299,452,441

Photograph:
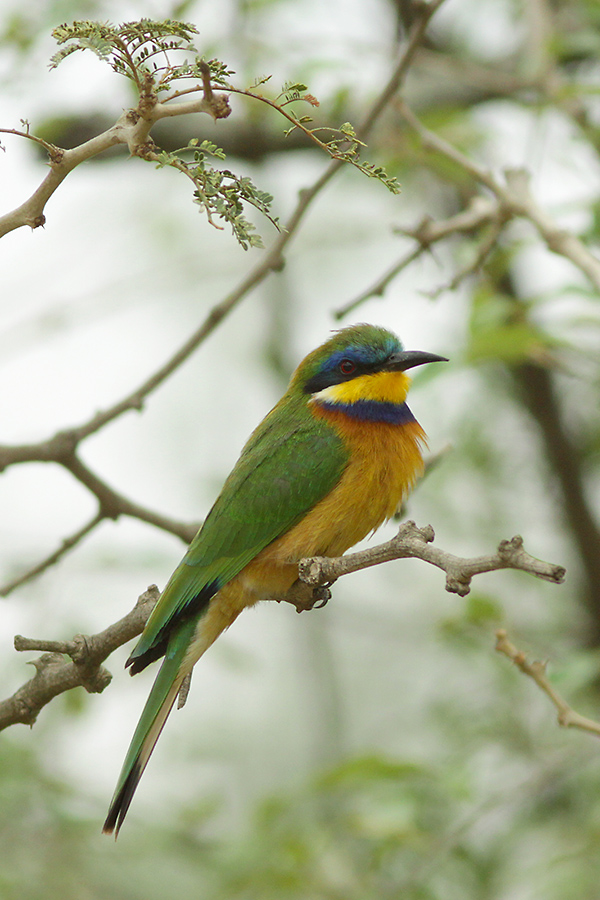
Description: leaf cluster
45,18,399,248
50,20,202,86
48,20,272,246
154,139,277,249
281,110,401,195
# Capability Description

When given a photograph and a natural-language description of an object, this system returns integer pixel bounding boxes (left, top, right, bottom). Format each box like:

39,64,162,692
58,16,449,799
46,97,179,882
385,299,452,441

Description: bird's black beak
384,350,448,372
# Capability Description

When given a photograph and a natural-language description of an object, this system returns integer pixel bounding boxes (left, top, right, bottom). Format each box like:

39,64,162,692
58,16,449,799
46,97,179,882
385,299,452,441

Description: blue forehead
320,335,401,373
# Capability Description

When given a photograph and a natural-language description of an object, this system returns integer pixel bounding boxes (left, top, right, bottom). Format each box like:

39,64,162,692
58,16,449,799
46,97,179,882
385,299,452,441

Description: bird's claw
310,585,331,609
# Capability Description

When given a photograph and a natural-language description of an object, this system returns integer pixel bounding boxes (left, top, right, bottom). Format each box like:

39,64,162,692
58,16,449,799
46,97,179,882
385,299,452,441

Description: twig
426,216,506,299
335,244,426,319
0,127,58,155
495,629,600,738
297,521,565,599
357,0,447,137
0,511,104,596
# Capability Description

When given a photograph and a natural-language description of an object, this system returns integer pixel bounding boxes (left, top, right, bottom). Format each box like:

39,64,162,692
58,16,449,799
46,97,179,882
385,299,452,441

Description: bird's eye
339,358,356,375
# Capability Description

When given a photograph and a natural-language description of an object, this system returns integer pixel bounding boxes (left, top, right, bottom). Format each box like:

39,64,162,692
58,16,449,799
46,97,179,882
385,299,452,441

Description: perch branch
495,629,600,738
296,521,565,603
1,523,565,729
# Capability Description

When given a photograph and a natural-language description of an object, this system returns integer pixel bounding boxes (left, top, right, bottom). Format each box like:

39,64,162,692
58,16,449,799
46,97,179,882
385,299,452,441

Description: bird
103,323,446,835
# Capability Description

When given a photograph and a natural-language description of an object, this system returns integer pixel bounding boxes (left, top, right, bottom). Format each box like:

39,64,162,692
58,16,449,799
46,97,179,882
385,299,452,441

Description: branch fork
0,63,230,238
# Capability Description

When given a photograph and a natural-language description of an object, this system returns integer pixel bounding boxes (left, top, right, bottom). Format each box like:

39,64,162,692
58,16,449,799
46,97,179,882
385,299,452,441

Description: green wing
128,404,347,670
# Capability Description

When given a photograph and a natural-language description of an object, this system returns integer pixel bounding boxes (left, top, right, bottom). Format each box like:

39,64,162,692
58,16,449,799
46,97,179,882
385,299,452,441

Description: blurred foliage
5,617,600,900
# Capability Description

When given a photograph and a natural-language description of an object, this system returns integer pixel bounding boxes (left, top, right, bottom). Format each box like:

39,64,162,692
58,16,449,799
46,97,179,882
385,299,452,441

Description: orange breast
239,405,427,600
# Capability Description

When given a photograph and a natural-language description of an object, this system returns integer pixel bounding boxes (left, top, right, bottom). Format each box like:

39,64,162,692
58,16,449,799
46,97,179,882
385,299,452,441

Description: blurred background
1,0,600,897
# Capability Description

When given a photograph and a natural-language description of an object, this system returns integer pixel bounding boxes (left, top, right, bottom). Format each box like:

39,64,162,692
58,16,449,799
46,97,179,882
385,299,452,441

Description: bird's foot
278,580,332,613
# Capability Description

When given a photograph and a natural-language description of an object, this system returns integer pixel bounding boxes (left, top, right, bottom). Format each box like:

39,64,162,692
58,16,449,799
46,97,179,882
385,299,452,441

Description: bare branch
397,100,600,294
0,113,140,238
495,629,600,738
502,167,600,293
0,586,159,731
0,440,198,592
426,217,506,299
335,197,498,317
297,521,566,598
357,0,448,137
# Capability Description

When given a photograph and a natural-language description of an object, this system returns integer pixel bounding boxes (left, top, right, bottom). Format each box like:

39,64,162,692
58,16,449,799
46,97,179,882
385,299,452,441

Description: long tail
102,618,197,837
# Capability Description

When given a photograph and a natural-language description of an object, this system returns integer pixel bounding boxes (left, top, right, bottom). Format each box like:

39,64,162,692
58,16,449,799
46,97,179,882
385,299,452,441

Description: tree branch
397,100,600,294
0,442,198,596
295,521,565,605
0,82,229,238
335,196,499,318
0,512,104,596
0,585,160,731
1,524,565,731
495,629,600,738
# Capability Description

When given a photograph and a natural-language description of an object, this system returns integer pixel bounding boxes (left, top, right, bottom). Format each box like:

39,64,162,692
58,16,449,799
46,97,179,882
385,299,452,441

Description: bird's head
292,324,447,406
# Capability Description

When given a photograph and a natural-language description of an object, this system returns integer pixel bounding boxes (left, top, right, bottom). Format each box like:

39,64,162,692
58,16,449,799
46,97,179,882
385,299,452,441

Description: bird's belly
239,417,426,601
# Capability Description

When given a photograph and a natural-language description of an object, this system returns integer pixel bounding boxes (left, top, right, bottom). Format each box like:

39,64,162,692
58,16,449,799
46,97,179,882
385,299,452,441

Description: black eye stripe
303,356,386,394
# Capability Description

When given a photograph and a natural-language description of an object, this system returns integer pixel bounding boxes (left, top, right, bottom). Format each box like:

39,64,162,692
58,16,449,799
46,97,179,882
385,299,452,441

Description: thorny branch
495,629,600,739
0,0,445,596
0,526,564,731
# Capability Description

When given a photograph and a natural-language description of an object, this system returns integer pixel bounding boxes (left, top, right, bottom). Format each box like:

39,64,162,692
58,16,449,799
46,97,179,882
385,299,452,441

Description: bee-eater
103,323,446,835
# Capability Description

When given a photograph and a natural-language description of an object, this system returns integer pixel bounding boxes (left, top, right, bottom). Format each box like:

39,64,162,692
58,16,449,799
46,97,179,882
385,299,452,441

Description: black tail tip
102,809,120,838
102,761,142,839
